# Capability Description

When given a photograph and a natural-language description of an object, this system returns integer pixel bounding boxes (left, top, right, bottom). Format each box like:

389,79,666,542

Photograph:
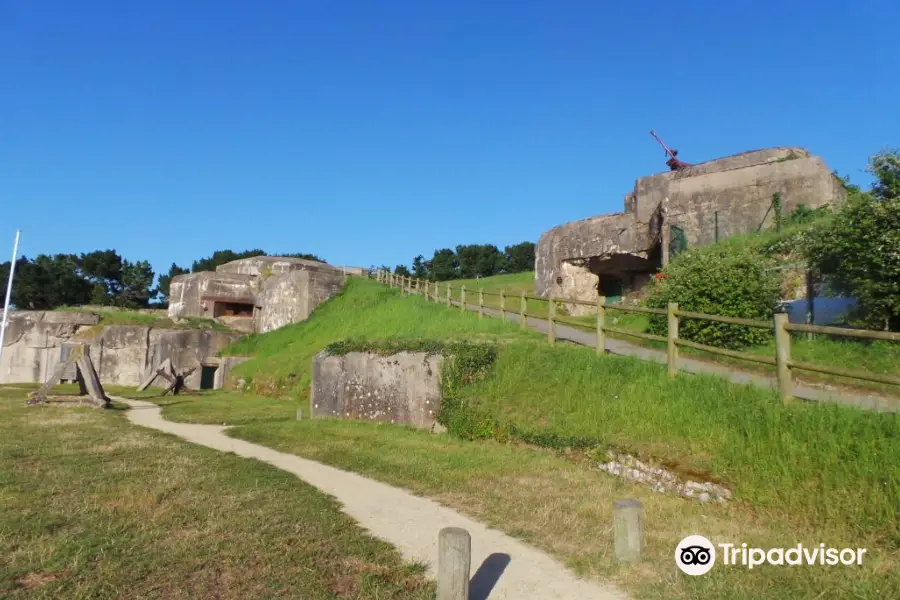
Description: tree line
0,248,324,311
380,242,535,281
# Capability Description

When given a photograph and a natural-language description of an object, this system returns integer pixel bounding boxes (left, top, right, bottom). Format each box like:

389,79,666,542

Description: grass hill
154,276,899,599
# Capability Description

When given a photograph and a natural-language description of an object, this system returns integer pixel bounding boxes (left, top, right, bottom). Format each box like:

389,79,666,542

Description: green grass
220,277,540,398
0,386,433,599
226,418,899,600
151,278,898,598
426,271,900,394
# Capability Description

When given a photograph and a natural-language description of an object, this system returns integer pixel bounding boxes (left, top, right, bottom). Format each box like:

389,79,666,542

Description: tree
411,254,429,279
393,265,411,277
191,249,267,273
503,242,535,273
115,260,156,308
803,150,900,330
81,249,125,302
429,248,459,281
455,244,505,278
156,263,190,302
278,252,326,263
0,254,92,310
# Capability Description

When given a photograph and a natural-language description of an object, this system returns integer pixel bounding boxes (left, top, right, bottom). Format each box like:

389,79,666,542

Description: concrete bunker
536,147,846,308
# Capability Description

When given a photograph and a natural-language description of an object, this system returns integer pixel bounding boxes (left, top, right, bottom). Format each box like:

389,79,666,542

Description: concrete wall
535,147,846,304
0,311,100,384
256,269,346,334
0,311,243,388
169,256,347,333
168,271,255,319
311,350,444,430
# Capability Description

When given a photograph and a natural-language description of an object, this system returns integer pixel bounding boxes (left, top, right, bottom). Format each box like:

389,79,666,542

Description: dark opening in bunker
200,366,217,390
213,301,254,318
587,246,663,302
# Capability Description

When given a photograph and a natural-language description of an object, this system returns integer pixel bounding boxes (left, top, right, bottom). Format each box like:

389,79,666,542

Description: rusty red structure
650,130,692,170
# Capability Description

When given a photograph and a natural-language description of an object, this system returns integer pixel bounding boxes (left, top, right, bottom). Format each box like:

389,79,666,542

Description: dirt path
119,398,628,600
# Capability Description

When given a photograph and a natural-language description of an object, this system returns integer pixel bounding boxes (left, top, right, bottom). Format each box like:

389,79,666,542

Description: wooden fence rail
374,270,898,402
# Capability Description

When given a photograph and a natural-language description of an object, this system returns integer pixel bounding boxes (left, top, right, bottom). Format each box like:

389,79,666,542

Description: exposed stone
595,451,732,504
536,147,846,308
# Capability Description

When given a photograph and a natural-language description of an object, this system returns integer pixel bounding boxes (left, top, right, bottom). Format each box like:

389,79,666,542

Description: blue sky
2,0,897,278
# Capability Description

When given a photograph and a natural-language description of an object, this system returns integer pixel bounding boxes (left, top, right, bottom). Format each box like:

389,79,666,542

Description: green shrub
646,244,781,349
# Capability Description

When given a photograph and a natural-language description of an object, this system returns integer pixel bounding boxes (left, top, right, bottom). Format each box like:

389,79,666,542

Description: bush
802,151,900,331
646,245,781,349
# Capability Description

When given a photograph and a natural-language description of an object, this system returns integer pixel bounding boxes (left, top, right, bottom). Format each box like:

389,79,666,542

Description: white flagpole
0,229,22,366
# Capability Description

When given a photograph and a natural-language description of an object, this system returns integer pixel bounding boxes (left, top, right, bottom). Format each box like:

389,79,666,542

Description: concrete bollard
613,498,643,563
437,526,471,600
296,408,303,420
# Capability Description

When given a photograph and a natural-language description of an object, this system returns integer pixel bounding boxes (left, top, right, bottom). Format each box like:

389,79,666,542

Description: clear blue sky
2,0,897,279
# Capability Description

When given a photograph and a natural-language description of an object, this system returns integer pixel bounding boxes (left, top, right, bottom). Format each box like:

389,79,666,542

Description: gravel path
120,398,629,600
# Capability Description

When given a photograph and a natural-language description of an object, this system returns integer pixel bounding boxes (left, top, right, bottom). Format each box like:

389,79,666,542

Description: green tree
0,254,92,310
503,241,535,273
115,260,156,308
156,263,190,302
411,255,429,279
804,150,900,330
429,248,459,281
393,264,411,277
455,244,504,278
80,249,125,302
278,252,326,263
191,249,267,273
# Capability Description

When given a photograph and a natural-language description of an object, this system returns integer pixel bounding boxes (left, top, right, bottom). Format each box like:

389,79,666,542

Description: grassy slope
0,386,432,600
221,278,540,398
442,270,900,394
158,278,899,599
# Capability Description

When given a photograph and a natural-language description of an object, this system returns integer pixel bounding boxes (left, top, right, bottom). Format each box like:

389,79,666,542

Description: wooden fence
372,271,900,403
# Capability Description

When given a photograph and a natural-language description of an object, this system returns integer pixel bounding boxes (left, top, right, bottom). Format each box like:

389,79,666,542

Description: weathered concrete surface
168,256,347,334
0,311,100,384
0,311,242,388
536,147,846,304
257,269,345,333
311,351,444,430
168,271,256,320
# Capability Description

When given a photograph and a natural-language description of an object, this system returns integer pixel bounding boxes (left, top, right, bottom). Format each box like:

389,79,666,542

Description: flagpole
0,230,22,366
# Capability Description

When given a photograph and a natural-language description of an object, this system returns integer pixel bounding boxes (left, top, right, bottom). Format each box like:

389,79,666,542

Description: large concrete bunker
535,147,846,313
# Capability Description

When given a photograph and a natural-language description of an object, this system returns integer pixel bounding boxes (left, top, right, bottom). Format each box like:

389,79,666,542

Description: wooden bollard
613,498,643,563
437,527,471,600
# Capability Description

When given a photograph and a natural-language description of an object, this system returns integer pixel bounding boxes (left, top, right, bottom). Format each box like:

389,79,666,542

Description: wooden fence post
460,286,466,312
613,499,643,563
520,293,527,329
775,313,792,403
425,280,430,301
416,278,420,296
667,302,679,377
478,289,484,319
596,296,606,354
437,527,471,600
500,290,506,320
548,297,556,344
446,284,452,307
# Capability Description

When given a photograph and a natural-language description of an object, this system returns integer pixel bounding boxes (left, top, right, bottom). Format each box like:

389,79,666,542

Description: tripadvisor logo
675,535,868,575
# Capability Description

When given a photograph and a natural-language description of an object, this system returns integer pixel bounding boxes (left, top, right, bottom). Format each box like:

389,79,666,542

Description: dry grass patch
231,418,900,600
0,393,434,600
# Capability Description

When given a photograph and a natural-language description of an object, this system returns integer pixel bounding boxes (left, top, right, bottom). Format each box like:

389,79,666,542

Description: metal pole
0,229,22,365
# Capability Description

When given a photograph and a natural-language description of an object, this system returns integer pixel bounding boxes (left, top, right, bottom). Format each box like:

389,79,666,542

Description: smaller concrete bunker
168,255,348,334
311,350,444,430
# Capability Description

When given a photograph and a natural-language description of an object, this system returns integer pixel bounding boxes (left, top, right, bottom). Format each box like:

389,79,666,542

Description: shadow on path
470,553,511,600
